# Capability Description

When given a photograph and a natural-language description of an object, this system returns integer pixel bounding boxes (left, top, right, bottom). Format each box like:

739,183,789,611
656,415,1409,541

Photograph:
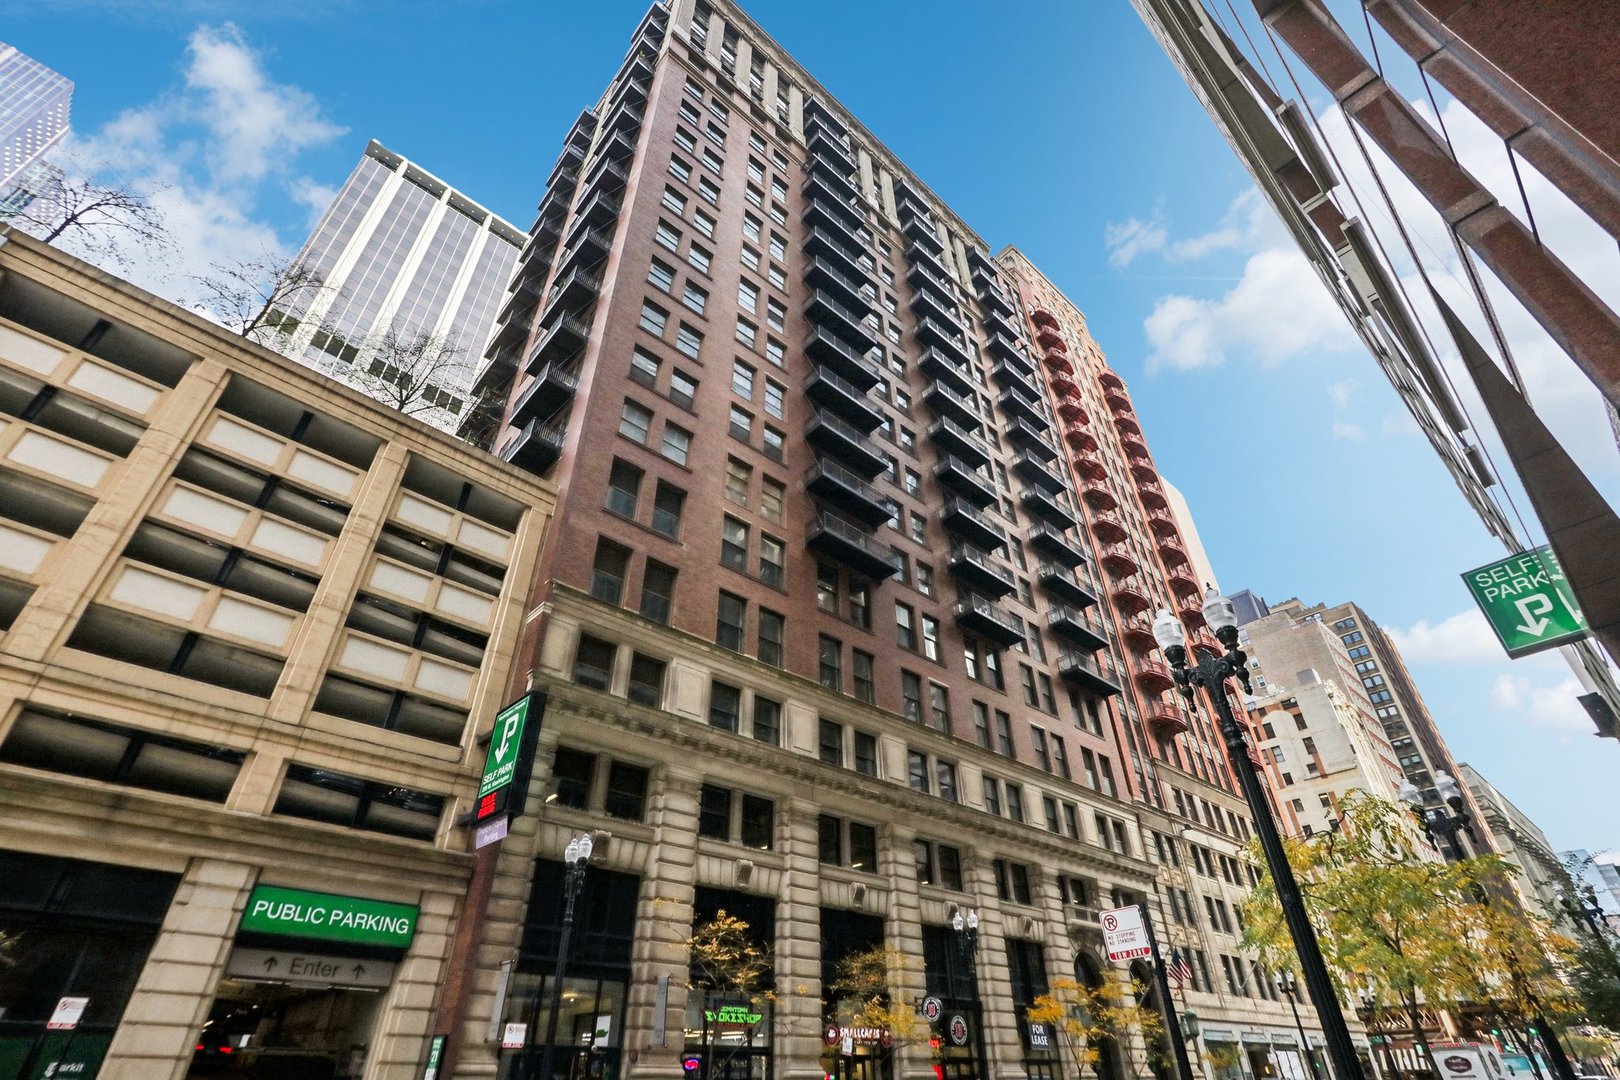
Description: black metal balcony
919,348,973,397
805,226,866,282
806,290,881,354
1048,607,1108,652
524,313,591,374
806,458,894,527
906,261,956,305
966,245,996,274
485,316,529,367
948,545,1017,599
807,127,855,174
605,100,643,135
577,190,622,230
609,68,650,111
565,108,597,151
561,221,613,269
935,456,997,508
1013,451,1065,494
1037,563,1098,608
985,332,1024,365
955,594,1025,648
940,497,1006,550
594,129,637,165
804,200,867,260
502,413,568,475
549,143,585,188
805,257,874,315
803,175,863,229
806,366,884,431
583,154,629,196
907,240,952,284
910,287,962,330
1029,524,1086,567
991,360,1039,402
808,155,860,202
804,96,849,138
497,267,547,327
928,417,990,468
999,392,1048,432
1058,652,1122,696
902,212,943,251
806,409,888,477
807,512,899,581
1005,417,1058,459
804,325,880,390
984,305,1020,341
511,360,581,426
895,190,932,221
915,318,972,366
1022,488,1078,530
981,279,1016,317
924,380,981,427
546,264,602,313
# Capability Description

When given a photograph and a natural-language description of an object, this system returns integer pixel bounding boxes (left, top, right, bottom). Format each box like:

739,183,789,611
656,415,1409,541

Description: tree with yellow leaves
684,910,774,1080
1027,975,1165,1080
825,946,932,1050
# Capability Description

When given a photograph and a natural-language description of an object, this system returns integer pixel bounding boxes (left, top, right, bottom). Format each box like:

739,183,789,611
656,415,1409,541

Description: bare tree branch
192,253,330,344
346,327,473,417
10,167,173,273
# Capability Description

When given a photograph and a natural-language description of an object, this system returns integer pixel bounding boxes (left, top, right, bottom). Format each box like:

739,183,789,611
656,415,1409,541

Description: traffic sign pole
1140,907,1196,1080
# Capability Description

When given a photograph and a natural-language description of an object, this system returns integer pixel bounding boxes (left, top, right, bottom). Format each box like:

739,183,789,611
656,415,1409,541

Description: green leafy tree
684,911,774,1079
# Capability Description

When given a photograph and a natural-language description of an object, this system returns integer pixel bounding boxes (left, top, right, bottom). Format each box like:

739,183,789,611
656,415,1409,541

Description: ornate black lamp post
1397,775,1575,1080
534,833,593,1080
952,907,979,980
1151,591,1363,1080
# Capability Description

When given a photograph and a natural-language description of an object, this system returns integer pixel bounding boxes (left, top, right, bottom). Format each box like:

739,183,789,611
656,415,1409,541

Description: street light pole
534,833,593,1080
1276,972,1323,1080
1398,775,1576,1080
1153,594,1364,1080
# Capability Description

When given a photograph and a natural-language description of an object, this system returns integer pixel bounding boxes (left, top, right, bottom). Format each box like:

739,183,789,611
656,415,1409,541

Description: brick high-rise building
437,3,1372,1080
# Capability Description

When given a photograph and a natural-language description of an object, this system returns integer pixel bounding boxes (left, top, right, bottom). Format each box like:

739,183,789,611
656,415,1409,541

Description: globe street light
535,833,593,1080
1152,591,1363,1080
952,907,980,982
1274,971,1323,1079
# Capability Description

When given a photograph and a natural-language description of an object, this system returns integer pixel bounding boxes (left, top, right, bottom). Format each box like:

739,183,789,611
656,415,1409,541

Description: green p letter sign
1462,544,1588,659
475,692,545,823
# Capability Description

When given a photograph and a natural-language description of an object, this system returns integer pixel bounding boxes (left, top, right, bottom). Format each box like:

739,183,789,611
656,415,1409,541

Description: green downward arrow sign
478,696,532,799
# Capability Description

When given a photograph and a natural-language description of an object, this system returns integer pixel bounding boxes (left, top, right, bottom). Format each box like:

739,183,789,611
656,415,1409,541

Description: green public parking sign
1462,545,1588,659
239,884,418,948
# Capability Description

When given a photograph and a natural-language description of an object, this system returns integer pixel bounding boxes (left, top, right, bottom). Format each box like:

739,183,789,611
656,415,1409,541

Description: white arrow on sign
494,709,521,763
1514,594,1555,636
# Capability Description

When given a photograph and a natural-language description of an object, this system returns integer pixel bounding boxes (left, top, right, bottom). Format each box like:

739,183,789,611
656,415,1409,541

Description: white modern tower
280,140,523,433
0,41,72,198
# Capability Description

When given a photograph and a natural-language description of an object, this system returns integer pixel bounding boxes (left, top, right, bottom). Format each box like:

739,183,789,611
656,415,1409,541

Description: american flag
1167,950,1194,989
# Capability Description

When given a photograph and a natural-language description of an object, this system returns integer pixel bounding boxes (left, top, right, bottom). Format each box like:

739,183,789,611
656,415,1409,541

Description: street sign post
1100,905,1151,961
1462,545,1588,659
474,692,546,831
46,997,88,1031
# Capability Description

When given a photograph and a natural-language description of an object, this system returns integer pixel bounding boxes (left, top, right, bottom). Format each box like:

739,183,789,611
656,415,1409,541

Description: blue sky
11,0,1618,851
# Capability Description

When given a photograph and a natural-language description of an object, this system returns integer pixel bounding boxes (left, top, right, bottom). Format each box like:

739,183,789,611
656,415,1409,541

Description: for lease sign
239,884,418,948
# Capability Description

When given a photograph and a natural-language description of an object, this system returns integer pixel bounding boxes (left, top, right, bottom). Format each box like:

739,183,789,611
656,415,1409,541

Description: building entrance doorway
186,977,382,1080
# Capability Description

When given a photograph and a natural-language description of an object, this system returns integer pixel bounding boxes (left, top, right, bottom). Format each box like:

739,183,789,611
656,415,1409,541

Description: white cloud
1104,209,1168,268
1328,378,1359,406
1167,188,1278,261
1143,246,1355,371
1388,609,1504,664
1490,673,1590,732
1331,420,1365,441
37,23,345,302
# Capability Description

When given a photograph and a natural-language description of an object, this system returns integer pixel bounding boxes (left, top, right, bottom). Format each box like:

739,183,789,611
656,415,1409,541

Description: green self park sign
1462,544,1588,659
475,691,545,823
240,884,418,948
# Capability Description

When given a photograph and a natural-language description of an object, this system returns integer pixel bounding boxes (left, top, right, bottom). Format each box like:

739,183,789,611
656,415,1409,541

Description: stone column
881,823,932,1080
366,888,460,1079
625,767,704,1080
98,858,254,1080
775,798,825,1080
964,859,1023,1080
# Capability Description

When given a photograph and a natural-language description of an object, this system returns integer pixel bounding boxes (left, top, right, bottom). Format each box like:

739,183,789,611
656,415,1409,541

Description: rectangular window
688,244,712,273
753,696,781,746
1032,726,1051,772
655,221,681,251
716,591,745,651
853,650,876,703
573,635,615,690
721,516,749,570
640,301,669,337
901,671,923,722
694,211,716,239
735,317,757,349
619,399,653,444
764,380,785,419
854,731,878,776
738,279,759,314
973,702,991,747
647,258,675,293
995,711,1014,757
699,784,732,839
921,616,940,662
819,814,843,864
936,761,958,803
766,299,786,332
982,776,1002,815
605,459,642,517
630,348,660,388
908,750,931,793
660,423,691,465
729,404,753,441
668,156,692,182
627,653,665,707
591,540,630,605
709,681,741,733
761,478,785,521
651,481,685,537
819,635,842,690
819,719,843,766
669,369,697,408
675,324,703,360
552,747,595,809
929,684,949,731
605,761,649,820
762,426,784,462
758,609,784,667
640,561,675,624
849,822,877,871
725,459,751,506
682,281,708,316
896,603,917,650
741,794,773,848
1006,783,1026,823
